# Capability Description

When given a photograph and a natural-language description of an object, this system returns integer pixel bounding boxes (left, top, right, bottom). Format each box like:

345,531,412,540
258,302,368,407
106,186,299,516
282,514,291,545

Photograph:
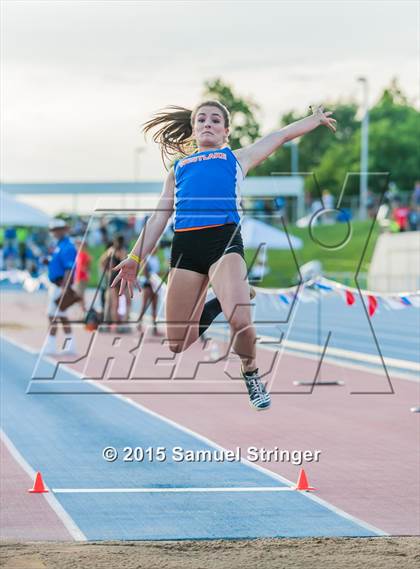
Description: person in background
274,196,286,225
99,217,109,246
254,198,265,220
3,226,19,269
407,208,418,231
392,196,410,232
18,241,36,272
410,180,420,231
45,219,77,355
3,242,18,270
4,226,17,247
263,198,274,219
100,235,130,329
137,253,162,336
322,189,335,224
16,227,31,271
74,237,91,314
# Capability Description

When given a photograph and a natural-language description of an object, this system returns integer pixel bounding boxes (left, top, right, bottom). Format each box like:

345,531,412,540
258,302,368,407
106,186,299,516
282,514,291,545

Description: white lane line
1,333,38,355
210,328,419,381
283,322,420,345
53,487,295,494
0,430,86,542
278,338,420,372
2,335,389,537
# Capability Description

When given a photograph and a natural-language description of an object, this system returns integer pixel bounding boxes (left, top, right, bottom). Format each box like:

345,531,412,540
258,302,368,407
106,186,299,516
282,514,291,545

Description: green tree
253,103,359,186
203,78,261,150
368,79,420,192
202,78,419,197
314,80,420,197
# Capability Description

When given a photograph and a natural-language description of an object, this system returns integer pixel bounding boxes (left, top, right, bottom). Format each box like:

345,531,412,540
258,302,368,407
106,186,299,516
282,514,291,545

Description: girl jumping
111,101,336,410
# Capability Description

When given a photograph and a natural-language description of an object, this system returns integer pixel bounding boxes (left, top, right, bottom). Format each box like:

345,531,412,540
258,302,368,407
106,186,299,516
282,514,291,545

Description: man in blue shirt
45,219,78,355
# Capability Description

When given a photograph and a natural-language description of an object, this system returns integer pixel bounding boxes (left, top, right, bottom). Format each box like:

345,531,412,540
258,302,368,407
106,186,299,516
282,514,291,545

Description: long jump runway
0,337,384,541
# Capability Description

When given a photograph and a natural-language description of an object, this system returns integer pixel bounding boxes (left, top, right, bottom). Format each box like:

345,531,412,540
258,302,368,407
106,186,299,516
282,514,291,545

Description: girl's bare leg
165,268,209,353
209,253,256,372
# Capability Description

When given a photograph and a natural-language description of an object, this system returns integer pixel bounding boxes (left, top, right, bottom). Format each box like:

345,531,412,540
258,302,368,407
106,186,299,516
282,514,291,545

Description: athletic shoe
241,367,271,410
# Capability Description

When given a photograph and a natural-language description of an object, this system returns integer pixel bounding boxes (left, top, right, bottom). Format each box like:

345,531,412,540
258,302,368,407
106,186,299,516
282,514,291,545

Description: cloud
1,0,419,182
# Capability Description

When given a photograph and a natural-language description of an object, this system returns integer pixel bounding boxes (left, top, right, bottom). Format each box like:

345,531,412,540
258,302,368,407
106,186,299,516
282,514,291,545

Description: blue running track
1,337,385,540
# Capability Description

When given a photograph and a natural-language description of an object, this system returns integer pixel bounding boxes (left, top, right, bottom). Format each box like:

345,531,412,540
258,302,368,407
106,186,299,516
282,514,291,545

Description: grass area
87,221,380,289
247,220,380,288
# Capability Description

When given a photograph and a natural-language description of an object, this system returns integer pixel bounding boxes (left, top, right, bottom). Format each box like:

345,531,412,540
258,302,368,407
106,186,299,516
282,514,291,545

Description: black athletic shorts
170,223,245,275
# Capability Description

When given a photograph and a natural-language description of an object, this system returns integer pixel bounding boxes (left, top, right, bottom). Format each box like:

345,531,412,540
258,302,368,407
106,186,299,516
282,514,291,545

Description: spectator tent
0,191,51,227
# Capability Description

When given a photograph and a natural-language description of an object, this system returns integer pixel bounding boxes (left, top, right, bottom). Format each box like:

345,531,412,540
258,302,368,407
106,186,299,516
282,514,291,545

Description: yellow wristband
128,253,141,264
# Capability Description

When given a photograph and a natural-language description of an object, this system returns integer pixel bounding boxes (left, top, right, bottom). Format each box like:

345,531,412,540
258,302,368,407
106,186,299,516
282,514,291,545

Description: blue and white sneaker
241,367,271,410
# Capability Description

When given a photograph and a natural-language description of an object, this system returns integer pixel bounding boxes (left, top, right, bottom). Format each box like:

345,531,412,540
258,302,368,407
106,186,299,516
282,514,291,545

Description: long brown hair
142,100,230,165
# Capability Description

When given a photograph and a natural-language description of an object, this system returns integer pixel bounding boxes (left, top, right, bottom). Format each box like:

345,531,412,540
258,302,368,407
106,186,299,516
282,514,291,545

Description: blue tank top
173,146,244,231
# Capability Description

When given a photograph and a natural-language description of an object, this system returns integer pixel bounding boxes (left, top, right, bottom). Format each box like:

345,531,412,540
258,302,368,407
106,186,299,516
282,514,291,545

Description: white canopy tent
0,191,51,227
240,216,303,250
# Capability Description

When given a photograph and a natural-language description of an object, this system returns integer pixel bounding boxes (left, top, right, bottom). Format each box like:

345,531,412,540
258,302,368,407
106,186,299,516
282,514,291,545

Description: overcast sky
1,0,419,183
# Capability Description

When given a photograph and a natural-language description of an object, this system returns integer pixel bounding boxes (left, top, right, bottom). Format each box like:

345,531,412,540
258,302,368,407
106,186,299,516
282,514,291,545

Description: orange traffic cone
28,472,48,493
295,468,316,491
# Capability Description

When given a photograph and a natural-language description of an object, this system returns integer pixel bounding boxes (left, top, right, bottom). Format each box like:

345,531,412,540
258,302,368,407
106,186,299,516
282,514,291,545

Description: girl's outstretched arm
234,105,337,174
111,168,175,297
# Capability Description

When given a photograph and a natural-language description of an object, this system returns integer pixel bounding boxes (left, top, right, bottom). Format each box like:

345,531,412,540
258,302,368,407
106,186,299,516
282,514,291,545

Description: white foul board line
52,486,295,494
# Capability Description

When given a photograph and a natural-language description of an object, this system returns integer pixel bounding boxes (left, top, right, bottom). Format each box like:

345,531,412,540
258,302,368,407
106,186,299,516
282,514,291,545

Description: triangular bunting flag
345,290,355,306
368,295,378,317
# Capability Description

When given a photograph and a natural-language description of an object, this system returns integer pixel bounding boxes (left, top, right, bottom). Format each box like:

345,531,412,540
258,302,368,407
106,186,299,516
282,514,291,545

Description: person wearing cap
45,219,77,354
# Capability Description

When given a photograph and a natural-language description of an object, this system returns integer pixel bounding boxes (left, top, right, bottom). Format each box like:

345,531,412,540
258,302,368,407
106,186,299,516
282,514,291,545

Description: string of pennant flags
258,276,420,317
315,277,419,316
1,269,419,318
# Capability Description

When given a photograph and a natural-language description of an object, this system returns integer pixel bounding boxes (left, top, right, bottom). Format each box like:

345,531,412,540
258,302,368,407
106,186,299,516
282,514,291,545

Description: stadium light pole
279,140,300,220
357,76,369,220
291,141,299,175
284,140,299,175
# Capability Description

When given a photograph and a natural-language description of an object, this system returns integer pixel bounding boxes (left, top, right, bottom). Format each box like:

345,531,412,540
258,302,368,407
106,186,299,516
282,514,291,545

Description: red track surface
0,440,72,540
1,292,419,538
